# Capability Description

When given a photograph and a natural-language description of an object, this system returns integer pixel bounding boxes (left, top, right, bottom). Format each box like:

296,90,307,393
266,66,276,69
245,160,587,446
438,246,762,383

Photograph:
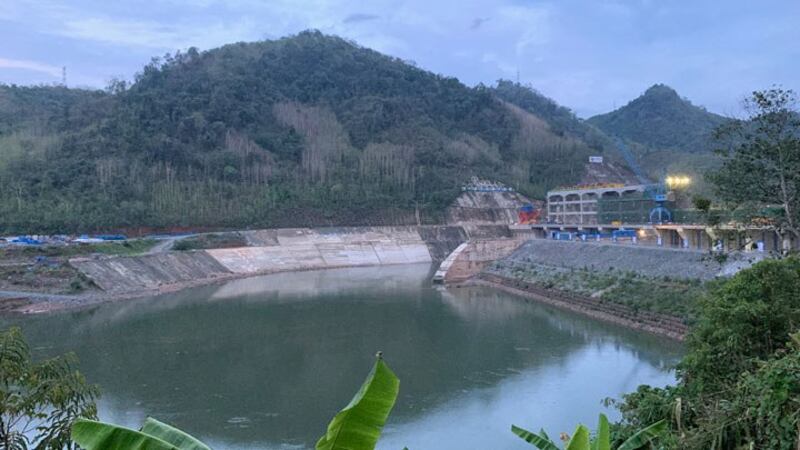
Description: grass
488,260,711,320
172,233,247,251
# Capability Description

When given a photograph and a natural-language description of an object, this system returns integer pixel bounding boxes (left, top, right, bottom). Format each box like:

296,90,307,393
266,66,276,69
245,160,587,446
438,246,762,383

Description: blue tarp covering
95,234,127,241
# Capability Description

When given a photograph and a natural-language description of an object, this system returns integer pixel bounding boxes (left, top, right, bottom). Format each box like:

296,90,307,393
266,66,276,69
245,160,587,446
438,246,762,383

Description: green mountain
0,31,601,233
587,84,729,191
587,84,727,153
492,80,614,153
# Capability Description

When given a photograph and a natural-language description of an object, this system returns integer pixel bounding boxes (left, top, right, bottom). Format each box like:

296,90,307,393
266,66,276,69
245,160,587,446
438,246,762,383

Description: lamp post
665,175,691,190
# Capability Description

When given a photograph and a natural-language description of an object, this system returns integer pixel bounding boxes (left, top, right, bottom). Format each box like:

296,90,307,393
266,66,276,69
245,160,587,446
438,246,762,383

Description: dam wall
73,226,461,293
208,227,432,274
71,252,231,292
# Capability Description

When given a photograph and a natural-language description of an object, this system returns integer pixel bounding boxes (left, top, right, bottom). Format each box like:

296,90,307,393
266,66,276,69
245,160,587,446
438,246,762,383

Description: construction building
546,184,650,224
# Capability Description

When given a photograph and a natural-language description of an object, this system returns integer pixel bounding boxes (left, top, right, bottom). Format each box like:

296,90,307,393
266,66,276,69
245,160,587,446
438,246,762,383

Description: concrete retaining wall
208,240,430,274
437,239,525,283
73,226,441,292
71,252,231,292
418,226,469,261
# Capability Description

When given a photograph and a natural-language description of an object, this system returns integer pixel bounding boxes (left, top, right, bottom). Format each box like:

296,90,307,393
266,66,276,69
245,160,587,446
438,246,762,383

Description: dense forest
0,31,602,233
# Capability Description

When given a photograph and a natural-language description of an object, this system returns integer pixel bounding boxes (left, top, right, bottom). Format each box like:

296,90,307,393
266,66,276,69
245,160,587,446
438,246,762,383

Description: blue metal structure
612,229,637,239
613,138,650,185
612,137,676,224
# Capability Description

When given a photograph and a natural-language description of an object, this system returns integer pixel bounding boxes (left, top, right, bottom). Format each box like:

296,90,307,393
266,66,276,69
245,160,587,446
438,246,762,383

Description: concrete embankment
500,239,761,280
70,252,231,292
70,226,469,294
433,239,525,283
209,227,432,273
474,272,688,340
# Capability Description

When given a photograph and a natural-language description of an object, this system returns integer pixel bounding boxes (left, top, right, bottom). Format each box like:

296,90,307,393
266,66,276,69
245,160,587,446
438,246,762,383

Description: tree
710,88,800,247
612,257,800,449
679,257,800,392
0,327,99,450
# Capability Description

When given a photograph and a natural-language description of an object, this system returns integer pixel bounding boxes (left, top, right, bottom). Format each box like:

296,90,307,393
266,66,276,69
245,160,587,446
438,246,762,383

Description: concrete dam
71,226,470,293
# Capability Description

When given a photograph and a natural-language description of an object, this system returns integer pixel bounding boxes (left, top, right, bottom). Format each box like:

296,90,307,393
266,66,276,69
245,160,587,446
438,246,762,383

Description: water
4,264,681,449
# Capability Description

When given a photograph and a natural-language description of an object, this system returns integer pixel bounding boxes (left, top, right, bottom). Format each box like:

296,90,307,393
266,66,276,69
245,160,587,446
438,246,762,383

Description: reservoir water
4,264,681,449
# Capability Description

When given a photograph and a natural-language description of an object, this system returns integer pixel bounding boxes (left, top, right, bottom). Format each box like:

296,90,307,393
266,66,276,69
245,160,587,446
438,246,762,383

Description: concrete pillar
655,228,664,246
705,227,725,252
676,228,689,249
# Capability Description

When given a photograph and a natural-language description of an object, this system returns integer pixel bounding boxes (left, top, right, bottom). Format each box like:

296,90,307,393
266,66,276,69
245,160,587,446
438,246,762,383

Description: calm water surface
5,264,681,449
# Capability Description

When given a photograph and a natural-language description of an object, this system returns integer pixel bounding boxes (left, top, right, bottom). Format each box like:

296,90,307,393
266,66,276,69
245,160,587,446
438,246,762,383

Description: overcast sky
1,0,798,117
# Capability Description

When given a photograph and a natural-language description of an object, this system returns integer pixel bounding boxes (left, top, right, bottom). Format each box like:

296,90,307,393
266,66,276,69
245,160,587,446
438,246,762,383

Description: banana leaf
140,417,211,450
72,419,178,450
617,419,667,450
510,425,560,450
566,425,590,450
316,355,399,450
591,414,611,450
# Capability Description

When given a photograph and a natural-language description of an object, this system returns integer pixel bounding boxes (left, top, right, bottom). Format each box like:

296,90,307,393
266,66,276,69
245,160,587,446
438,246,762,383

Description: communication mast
62,66,67,86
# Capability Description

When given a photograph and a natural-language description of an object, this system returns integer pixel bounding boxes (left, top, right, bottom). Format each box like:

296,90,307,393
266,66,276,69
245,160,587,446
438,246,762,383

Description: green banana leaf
510,425,560,450
140,417,212,450
617,419,667,450
591,414,611,450
72,419,178,450
565,425,590,450
316,355,400,450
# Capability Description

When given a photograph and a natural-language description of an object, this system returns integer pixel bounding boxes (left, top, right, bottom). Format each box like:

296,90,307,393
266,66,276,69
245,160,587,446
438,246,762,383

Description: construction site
0,159,794,319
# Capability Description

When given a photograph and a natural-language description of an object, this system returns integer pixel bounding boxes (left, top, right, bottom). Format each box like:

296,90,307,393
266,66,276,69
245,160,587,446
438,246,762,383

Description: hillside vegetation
588,84,726,153
587,84,728,189
492,80,614,153
0,31,600,233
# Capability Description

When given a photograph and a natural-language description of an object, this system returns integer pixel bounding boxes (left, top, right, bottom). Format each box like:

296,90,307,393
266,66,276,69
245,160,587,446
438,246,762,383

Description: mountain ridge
0,31,603,233
587,83,727,153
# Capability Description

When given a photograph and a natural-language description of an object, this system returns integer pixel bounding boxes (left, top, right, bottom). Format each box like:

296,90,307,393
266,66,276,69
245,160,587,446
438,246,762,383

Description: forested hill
491,80,614,153
587,84,727,153
0,31,601,233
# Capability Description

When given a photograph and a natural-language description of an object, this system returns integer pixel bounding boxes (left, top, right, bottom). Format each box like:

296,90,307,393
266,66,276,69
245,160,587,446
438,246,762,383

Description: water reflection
5,264,680,449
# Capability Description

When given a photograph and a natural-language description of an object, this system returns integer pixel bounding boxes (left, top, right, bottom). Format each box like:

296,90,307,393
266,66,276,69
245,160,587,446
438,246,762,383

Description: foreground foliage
613,257,800,449
72,418,211,450
710,88,800,242
513,413,666,450
0,327,98,450
316,353,399,450
72,353,399,450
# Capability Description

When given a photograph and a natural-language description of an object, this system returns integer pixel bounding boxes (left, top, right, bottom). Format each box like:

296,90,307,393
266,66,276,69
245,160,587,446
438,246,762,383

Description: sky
1,0,798,118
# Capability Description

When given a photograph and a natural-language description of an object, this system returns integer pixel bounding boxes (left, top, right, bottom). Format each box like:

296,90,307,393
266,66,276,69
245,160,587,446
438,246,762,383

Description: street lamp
665,175,691,190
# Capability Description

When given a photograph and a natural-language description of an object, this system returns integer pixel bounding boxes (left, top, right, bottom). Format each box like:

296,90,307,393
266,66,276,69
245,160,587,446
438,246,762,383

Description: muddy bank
470,273,688,340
